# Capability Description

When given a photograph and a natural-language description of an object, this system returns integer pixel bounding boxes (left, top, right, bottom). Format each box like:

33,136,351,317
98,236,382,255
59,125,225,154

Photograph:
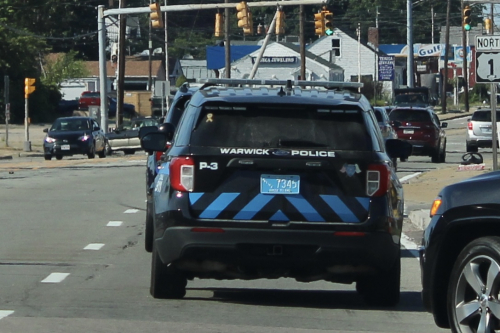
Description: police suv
141,79,411,305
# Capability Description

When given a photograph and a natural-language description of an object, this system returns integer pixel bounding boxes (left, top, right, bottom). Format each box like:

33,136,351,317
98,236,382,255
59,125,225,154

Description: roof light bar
197,78,364,90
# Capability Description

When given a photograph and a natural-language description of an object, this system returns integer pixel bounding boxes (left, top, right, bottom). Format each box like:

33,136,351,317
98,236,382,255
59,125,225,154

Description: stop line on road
0,310,14,321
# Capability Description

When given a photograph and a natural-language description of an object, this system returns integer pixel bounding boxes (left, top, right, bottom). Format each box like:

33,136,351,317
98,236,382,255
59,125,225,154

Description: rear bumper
155,227,400,281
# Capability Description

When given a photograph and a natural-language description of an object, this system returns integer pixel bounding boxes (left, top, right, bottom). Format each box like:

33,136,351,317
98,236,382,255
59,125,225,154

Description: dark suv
420,168,500,332
141,79,411,304
389,107,447,163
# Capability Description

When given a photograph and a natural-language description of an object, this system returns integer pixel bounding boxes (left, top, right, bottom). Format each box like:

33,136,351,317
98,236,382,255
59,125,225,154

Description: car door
92,120,104,151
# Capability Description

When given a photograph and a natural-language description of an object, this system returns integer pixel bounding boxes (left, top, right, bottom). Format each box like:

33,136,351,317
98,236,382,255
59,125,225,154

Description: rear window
81,92,100,98
188,104,372,151
472,111,500,122
389,109,431,122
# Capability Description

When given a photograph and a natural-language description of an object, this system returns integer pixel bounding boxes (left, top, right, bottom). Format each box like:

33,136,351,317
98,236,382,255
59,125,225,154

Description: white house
218,42,343,81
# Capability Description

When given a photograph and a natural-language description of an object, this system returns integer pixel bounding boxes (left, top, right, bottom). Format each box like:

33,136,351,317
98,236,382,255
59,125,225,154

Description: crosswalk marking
41,272,70,283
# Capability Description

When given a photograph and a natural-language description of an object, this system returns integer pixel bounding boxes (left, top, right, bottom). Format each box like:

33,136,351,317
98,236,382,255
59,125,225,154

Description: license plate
61,145,70,150
481,127,492,133
403,129,414,134
261,174,300,194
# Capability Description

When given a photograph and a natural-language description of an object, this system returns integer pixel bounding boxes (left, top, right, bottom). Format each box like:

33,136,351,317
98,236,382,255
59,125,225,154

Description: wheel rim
454,255,500,332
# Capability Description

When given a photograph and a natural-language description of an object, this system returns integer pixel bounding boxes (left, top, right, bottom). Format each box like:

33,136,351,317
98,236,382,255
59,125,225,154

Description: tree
40,51,89,88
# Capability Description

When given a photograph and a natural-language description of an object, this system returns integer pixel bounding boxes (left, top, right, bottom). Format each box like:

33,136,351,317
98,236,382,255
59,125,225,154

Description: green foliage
40,51,89,88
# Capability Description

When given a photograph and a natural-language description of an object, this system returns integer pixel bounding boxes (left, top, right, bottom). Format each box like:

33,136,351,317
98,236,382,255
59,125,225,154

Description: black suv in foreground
420,166,500,332
141,79,411,305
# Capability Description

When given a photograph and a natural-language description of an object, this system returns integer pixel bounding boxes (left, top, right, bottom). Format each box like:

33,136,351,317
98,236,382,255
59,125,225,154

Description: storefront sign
378,56,394,81
251,57,297,64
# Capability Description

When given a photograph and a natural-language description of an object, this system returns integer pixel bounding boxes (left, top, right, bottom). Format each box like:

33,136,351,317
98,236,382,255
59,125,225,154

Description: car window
389,110,431,122
189,104,372,151
472,111,500,121
166,95,192,127
82,92,100,98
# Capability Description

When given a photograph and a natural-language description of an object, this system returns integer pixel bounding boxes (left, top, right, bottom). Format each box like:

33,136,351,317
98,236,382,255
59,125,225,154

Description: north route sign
378,56,394,81
476,35,500,83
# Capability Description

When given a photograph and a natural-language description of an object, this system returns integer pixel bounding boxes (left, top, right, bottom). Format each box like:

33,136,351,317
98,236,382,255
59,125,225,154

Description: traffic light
463,5,471,31
236,1,250,29
275,10,285,35
215,13,223,37
485,18,492,34
243,11,253,35
149,2,164,29
24,78,35,98
323,10,333,35
314,11,325,36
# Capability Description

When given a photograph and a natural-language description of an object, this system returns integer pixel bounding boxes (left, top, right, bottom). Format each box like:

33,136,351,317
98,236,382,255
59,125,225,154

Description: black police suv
141,79,411,304
420,165,500,332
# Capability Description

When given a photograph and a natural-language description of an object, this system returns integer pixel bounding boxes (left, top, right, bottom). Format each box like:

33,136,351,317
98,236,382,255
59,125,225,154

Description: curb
408,209,431,230
0,155,13,160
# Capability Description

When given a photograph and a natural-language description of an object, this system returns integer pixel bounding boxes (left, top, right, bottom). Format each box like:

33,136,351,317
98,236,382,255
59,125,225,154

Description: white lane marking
84,243,105,250
107,221,123,227
401,233,420,259
124,209,139,214
0,310,14,320
41,272,70,283
399,172,422,183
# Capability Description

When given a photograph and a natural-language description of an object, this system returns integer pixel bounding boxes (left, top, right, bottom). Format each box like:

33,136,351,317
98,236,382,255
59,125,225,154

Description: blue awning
206,45,260,70
378,44,406,55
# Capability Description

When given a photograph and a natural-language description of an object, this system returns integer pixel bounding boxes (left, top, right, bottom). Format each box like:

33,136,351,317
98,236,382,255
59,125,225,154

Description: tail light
170,156,195,192
366,164,391,197
467,122,473,130
155,142,172,163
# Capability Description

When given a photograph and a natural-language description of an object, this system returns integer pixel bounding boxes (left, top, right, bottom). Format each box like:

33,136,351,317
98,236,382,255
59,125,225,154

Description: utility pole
442,0,451,114
300,5,305,80
491,3,498,170
461,0,469,112
357,22,361,92
148,0,152,91
4,75,8,147
431,6,435,44
98,6,109,132
164,0,169,112
116,0,127,128
225,0,231,78
407,0,414,88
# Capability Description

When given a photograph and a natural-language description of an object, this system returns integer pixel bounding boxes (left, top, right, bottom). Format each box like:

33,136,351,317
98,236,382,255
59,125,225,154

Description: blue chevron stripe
199,193,240,218
189,193,204,205
356,197,370,211
233,194,275,220
269,209,290,221
320,195,362,223
285,194,325,222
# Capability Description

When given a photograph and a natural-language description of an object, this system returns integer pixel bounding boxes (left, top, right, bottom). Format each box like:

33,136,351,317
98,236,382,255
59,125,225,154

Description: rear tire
123,149,135,155
466,142,478,153
55,155,63,160
356,254,400,307
44,155,52,161
150,244,187,299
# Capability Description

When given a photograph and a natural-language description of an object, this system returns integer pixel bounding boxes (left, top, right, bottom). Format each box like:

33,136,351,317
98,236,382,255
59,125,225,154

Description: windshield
389,109,431,122
395,94,428,105
189,104,372,151
49,118,90,131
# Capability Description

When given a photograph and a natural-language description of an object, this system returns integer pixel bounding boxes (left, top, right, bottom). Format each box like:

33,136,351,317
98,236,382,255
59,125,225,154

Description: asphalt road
0,160,442,333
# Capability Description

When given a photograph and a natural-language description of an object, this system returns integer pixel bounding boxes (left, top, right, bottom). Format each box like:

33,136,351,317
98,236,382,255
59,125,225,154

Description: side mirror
441,122,448,128
141,132,169,153
158,122,176,142
139,125,159,139
385,139,412,159
43,128,48,133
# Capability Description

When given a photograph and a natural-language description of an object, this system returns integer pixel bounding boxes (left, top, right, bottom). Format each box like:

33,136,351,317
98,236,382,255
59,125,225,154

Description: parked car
141,79,411,302
374,106,399,169
105,117,159,155
389,107,447,163
419,166,500,332
43,116,107,160
78,91,135,117
466,108,500,152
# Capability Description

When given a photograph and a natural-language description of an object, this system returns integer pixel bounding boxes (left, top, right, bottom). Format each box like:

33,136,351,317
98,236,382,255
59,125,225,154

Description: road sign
378,56,395,81
476,51,500,83
476,35,500,51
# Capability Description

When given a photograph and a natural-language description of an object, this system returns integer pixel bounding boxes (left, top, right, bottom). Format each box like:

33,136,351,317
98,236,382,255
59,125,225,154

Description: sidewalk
0,123,49,159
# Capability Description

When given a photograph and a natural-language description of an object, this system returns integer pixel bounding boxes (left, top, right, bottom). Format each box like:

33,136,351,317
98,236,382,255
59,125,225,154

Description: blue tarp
206,45,260,70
